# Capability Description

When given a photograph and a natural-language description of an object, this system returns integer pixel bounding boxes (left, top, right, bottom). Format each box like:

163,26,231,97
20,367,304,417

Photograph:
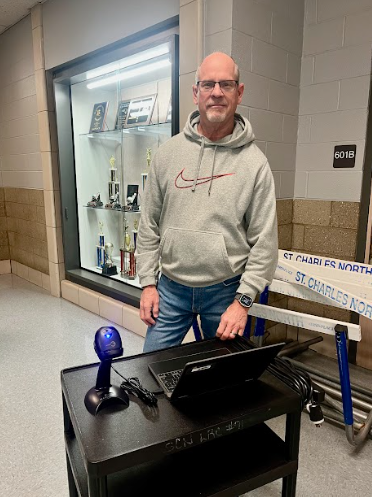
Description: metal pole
334,324,372,446
192,314,203,341
334,325,354,427
253,286,269,346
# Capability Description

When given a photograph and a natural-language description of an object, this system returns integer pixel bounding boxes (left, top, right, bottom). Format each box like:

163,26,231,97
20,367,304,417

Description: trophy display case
53,26,179,306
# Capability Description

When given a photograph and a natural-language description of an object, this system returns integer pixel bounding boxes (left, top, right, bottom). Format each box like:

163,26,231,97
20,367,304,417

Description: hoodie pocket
159,228,233,283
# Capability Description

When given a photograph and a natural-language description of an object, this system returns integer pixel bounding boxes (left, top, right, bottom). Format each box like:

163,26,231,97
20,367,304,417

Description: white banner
270,279,344,308
275,258,372,322
279,250,372,286
250,303,361,341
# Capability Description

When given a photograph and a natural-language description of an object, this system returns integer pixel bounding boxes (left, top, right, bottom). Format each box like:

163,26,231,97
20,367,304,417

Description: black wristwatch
234,293,254,309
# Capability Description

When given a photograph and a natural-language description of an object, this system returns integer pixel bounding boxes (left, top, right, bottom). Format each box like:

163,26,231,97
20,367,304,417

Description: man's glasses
197,80,238,93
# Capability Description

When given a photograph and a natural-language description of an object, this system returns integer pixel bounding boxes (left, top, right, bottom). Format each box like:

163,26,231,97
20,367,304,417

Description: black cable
268,356,314,410
112,366,159,407
235,337,314,410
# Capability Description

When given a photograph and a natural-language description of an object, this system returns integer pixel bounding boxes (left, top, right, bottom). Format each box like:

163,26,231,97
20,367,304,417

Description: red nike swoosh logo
175,168,234,189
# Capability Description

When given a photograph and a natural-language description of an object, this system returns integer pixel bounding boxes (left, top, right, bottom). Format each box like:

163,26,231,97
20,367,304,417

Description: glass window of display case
53,25,179,306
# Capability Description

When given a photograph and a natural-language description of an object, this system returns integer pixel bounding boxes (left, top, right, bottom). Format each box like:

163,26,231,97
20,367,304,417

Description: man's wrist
234,293,254,309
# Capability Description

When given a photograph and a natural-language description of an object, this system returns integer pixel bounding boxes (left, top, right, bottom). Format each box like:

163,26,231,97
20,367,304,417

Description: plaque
89,102,109,133
333,145,356,168
124,184,139,211
115,100,130,129
126,94,157,127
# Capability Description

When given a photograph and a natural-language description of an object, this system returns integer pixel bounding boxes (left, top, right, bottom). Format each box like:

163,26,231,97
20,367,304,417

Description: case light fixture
86,44,170,82
87,58,171,89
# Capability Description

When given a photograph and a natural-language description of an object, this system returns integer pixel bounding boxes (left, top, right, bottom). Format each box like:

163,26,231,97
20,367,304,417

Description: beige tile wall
32,4,63,297
0,187,9,261
5,187,48,275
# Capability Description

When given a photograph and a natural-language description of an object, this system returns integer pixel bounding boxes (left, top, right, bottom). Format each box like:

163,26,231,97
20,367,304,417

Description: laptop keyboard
158,369,182,393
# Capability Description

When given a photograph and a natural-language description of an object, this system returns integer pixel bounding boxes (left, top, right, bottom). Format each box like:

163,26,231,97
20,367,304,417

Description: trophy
87,193,103,208
102,241,118,276
120,219,136,280
132,218,139,250
141,148,151,192
108,155,120,198
105,192,121,210
96,221,105,268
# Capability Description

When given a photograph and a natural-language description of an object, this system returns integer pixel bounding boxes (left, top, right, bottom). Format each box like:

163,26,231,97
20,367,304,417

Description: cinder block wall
0,188,9,261
5,187,49,274
296,1,370,200
0,16,44,279
204,0,303,200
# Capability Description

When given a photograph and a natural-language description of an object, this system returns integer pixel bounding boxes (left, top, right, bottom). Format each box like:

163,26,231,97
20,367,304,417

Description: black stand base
84,386,129,415
102,265,118,276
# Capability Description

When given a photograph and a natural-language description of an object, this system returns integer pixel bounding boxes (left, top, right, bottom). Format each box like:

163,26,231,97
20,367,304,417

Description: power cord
268,357,313,409
235,336,324,426
268,356,325,426
111,365,159,407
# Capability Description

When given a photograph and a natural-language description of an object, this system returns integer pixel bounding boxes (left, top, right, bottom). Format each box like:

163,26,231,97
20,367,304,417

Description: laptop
148,341,284,402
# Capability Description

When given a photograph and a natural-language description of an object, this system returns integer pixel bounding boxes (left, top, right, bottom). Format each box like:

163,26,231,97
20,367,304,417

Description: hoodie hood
183,111,255,194
183,110,255,149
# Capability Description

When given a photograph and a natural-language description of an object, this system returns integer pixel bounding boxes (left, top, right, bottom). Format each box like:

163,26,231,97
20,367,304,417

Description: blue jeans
143,274,241,353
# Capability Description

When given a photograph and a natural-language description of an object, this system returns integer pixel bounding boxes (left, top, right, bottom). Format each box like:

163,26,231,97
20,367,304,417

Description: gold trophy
141,148,151,192
120,219,136,279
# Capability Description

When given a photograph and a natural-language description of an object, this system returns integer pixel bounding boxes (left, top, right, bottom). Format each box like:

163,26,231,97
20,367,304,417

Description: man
136,52,278,352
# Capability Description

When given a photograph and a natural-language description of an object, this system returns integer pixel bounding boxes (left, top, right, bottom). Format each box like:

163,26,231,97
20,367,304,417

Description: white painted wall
0,16,42,189
295,0,372,201
42,0,179,69
203,0,304,200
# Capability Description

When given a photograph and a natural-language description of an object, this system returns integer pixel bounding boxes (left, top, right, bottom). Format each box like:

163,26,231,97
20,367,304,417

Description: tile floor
1,274,372,497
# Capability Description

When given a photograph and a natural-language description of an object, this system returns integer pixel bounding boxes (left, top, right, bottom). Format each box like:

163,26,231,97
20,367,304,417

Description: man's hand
216,300,248,340
140,285,159,326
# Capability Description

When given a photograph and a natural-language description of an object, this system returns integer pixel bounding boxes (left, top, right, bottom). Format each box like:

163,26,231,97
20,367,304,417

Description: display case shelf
83,206,141,213
87,264,141,289
80,121,171,139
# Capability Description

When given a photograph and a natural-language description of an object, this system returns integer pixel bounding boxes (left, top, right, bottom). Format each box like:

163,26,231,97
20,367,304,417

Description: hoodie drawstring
192,137,205,192
208,146,218,196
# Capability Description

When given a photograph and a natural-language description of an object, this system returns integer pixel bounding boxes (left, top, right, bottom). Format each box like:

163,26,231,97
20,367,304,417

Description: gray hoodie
135,111,278,300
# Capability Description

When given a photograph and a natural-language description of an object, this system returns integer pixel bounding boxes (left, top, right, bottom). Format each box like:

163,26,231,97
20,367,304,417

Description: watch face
240,294,253,308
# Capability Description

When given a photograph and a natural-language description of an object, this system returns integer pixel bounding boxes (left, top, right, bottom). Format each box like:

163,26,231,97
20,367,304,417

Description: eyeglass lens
198,81,237,92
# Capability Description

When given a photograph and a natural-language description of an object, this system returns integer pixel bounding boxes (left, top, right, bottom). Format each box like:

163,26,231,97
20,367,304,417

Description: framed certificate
115,100,130,129
126,94,157,127
89,102,109,133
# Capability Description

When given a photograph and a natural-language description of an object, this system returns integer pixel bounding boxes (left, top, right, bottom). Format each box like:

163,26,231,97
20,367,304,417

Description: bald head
192,51,244,139
195,52,240,84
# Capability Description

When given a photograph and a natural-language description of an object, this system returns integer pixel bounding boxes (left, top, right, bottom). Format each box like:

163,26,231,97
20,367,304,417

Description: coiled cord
112,366,159,407
268,356,314,410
